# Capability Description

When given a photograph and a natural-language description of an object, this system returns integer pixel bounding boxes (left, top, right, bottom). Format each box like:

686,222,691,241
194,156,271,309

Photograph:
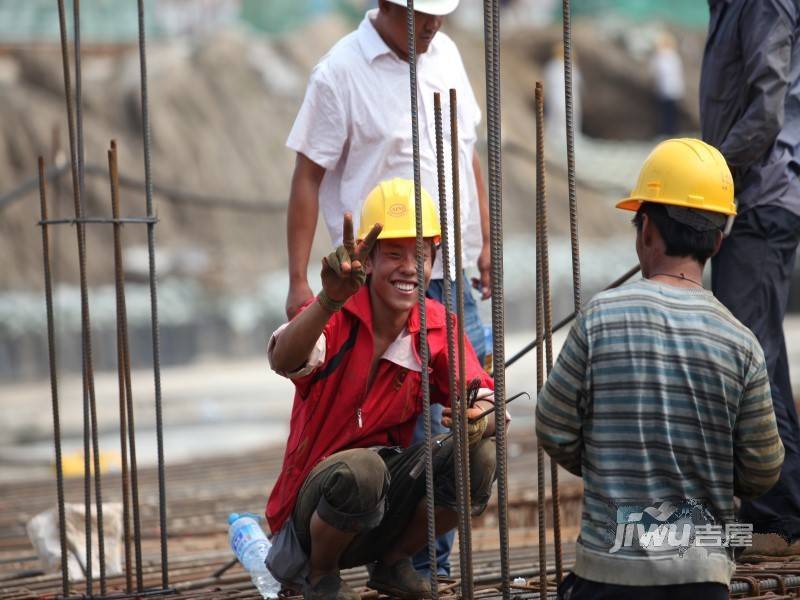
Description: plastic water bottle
228,513,280,599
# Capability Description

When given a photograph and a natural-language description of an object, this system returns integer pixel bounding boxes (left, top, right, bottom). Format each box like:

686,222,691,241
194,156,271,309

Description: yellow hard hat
617,138,736,218
358,178,442,242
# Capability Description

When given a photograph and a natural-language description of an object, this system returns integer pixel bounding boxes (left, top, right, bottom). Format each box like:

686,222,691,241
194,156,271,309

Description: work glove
441,405,489,447
318,213,382,312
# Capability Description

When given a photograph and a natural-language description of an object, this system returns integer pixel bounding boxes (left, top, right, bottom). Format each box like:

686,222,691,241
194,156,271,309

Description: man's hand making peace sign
318,213,382,312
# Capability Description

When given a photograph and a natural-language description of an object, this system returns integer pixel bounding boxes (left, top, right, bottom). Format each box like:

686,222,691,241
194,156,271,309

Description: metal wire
39,217,158,225
1,161,297,216
137,0,169,586
482,0,511,596
535,82,563,585
405,1,437,595
38,156,69,597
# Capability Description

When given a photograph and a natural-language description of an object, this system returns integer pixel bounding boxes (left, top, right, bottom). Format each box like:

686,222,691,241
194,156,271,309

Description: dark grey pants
557,573,729,600
292,436,497,569
712,205,800,542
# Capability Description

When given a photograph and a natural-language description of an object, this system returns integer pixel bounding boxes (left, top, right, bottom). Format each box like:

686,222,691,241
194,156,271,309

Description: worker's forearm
473,150,490,245
287,159,322,284
271,300,333,373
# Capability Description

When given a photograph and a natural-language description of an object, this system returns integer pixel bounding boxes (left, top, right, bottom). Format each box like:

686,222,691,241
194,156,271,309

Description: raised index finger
342,212,355,255
355,222,383,262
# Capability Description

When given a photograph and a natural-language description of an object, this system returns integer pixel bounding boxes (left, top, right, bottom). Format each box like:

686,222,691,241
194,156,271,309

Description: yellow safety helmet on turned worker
616,138,736,235
358,178,442,243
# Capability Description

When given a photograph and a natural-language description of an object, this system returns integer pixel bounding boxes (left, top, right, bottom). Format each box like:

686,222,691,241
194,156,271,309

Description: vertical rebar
76,0,105,590
534,108,548,595
536,81,563,587
483,0,510,596
450,87,475,595
110,143,145,594
405,2,437,596
109,142,133,593
56,1,104,592
38,156,69,597
435,91,473,600
562,0,580,311
136,0,169,586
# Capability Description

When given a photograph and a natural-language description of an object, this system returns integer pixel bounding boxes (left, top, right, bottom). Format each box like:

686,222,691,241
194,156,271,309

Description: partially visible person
544,41,582,140
650,31,684,136
537,139,784,599
700,0,800,556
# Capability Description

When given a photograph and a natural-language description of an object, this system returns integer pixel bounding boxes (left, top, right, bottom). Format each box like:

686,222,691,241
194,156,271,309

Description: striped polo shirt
536,279,784,586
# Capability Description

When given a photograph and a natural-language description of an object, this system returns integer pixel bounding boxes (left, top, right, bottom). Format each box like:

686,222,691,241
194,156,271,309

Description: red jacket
266,286,493,533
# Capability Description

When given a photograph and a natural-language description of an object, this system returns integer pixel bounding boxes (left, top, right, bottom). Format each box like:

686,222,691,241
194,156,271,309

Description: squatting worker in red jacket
265,178,500,600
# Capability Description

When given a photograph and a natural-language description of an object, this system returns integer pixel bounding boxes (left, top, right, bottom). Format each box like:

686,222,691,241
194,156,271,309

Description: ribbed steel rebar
562,0,580,312
535,154,548,598
433,92,469,598
450,88,475,592
38,156,69,597
483,0,511,596
405,2,437,595
136,0,169,586
56,1,102,592
109,142,143,593
535,82,563,585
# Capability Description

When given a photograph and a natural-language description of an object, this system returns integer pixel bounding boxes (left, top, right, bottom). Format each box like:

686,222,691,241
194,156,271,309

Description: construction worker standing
284,0,490,575
700,0,800,557
536,139,785,599
267,179,499,600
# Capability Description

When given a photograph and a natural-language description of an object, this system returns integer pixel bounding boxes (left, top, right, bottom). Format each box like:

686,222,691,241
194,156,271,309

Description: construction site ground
2,323,800,598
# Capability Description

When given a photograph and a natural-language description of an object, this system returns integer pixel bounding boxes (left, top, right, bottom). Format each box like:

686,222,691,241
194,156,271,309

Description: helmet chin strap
723,214,735,237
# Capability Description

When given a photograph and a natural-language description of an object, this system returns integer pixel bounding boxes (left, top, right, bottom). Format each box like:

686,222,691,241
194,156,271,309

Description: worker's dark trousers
411,273,487,576
557,573,729,599
712,205,800,542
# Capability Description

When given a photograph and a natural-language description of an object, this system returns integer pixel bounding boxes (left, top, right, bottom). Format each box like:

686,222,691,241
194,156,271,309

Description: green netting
0,0,153,43
567,0,709,29
240,0,362,35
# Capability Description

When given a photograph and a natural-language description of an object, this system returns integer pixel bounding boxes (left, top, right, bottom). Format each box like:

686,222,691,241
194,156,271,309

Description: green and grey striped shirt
536,279,784,586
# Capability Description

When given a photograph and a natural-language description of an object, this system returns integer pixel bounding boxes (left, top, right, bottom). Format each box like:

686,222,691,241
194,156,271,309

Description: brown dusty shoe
740,533,800,559
303,573,361,600
366,558,433,599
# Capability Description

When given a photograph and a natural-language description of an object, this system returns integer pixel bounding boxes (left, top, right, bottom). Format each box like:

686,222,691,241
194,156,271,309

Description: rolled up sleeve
267,322,327,379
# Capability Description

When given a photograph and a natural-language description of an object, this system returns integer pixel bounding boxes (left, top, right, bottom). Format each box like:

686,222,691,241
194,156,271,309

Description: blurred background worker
650,31,684,136
283,0,489,578
544,41,582,141
700,0,800,557
537,139,784,600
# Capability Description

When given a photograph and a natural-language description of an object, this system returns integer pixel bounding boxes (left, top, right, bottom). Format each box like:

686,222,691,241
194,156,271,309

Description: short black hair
633,203,719,264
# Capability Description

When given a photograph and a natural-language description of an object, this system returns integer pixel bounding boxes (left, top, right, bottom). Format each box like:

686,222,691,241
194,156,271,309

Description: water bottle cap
228,513,240,525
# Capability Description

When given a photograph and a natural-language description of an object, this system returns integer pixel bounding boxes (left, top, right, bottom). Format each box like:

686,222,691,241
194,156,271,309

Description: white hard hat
384,0,460,16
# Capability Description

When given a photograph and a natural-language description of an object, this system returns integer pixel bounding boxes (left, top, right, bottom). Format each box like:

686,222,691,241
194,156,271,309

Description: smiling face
376,0,444,59
368,238,434,313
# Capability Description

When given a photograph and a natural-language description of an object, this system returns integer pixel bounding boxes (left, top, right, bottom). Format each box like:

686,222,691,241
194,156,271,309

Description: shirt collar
357,9,395,64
